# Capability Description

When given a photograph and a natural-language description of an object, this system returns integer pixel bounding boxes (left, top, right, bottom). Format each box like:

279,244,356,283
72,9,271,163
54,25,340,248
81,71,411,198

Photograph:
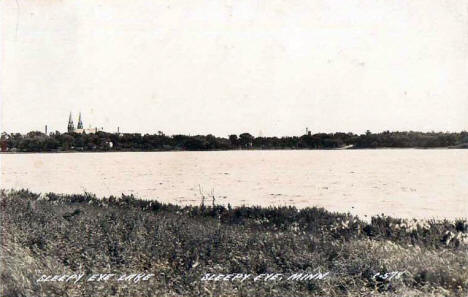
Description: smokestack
45,125,48,135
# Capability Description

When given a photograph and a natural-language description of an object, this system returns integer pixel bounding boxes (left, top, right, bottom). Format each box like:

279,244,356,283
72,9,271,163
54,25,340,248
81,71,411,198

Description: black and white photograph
1,1,468,296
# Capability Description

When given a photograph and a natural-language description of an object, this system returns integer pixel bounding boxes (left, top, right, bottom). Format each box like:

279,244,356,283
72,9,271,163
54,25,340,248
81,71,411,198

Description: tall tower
67,112,75,133
77,112,83,129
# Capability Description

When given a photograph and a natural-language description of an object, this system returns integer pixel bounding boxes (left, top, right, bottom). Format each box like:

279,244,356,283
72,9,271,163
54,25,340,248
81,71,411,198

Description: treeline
1,130,467,152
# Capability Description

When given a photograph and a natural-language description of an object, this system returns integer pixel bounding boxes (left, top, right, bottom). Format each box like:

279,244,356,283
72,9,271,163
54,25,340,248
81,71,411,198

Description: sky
1,0,467,136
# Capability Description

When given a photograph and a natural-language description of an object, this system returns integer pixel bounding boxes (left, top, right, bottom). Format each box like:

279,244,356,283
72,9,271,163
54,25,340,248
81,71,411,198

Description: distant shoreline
1,146,466,154
2,130,467,153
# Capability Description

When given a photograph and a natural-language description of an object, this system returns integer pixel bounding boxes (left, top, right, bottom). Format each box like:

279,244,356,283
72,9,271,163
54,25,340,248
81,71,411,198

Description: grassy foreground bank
1,190,467,297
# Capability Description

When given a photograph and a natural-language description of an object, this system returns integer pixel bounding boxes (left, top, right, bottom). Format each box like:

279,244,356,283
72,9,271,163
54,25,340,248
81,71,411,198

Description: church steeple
67,112,75,133
77,112,83,129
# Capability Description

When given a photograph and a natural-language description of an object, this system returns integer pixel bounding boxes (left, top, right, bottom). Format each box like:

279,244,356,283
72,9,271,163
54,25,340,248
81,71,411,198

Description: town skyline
1,109,467,137
1,0,467,136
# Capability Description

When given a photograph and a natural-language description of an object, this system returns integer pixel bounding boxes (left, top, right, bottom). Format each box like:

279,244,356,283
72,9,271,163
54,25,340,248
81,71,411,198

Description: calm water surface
1,150,467,219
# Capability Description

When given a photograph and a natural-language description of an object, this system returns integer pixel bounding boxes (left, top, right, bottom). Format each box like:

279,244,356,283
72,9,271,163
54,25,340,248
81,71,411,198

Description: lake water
1,150,467,220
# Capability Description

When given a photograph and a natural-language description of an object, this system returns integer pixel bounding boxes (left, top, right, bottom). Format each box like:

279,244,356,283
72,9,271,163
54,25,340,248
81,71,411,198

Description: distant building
77,112,83,129
74,127,103,134
67,112,103,134
67,112,75,133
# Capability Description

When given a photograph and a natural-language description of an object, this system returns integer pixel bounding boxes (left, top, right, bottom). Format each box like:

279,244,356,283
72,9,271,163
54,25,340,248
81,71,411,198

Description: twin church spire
67,112,84,133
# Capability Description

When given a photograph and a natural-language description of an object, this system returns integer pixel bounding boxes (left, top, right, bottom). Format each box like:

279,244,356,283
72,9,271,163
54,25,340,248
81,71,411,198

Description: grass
1,189,467,297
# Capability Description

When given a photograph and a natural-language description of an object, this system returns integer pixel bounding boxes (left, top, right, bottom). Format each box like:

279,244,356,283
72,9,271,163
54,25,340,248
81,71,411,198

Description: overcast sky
1,0,467,136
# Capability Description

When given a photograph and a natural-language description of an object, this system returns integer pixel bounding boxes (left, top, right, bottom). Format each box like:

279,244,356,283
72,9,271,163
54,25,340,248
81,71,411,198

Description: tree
239,133,254,148
61,135,74,150
228,135,238,147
